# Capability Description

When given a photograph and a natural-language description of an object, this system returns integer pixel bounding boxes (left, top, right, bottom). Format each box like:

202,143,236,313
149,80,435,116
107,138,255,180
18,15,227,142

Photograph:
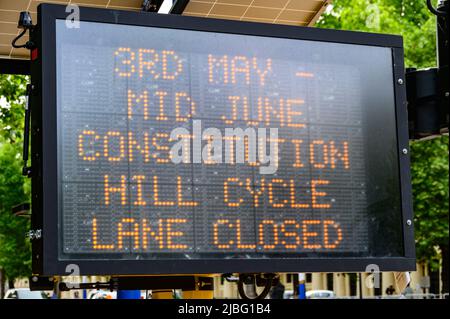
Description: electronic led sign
31,4,415,275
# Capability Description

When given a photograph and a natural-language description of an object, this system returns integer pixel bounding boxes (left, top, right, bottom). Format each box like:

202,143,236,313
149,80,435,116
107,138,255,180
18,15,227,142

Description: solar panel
183,0,328,26
0,0,330,60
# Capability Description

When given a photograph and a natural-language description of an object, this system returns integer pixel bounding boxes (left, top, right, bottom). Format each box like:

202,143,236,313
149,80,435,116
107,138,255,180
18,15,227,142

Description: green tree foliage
317,0,436,68
0,74,31,282
411,136,449,267
0,141,31,280
0,75,28,143
318,0,448,267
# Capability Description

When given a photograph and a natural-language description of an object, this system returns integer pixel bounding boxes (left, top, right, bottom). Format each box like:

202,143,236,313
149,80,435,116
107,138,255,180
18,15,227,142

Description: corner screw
398,78,404,85
406,219,412,226
402,148,408,154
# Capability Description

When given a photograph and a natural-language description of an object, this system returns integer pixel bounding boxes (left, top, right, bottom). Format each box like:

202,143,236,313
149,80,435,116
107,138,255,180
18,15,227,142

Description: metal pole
359,273,363,299
436,0,449,132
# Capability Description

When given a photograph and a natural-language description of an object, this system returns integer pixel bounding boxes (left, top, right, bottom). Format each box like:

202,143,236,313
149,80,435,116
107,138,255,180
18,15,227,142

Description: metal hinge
26,229,42,240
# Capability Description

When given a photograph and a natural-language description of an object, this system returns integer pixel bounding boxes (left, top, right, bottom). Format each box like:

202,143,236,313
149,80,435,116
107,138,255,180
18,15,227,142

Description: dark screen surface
55,19,403,261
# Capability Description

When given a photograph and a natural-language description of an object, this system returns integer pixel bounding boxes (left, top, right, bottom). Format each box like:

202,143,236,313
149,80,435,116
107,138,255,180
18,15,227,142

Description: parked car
4,288,49,299
306,290,335,299
87,290,117,299
283,290,295,299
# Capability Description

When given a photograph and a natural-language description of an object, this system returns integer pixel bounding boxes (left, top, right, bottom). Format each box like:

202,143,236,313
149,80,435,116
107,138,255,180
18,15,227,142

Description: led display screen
53,18,406,264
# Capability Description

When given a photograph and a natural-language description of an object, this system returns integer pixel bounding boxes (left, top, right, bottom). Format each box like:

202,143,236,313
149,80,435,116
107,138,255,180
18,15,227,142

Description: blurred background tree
316,0,437,68
0,75,28,143
318,0,449,293
0,74,30,293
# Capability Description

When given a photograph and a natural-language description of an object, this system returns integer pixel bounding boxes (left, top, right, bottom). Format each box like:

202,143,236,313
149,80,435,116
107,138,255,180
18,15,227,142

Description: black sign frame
31,3,415,276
